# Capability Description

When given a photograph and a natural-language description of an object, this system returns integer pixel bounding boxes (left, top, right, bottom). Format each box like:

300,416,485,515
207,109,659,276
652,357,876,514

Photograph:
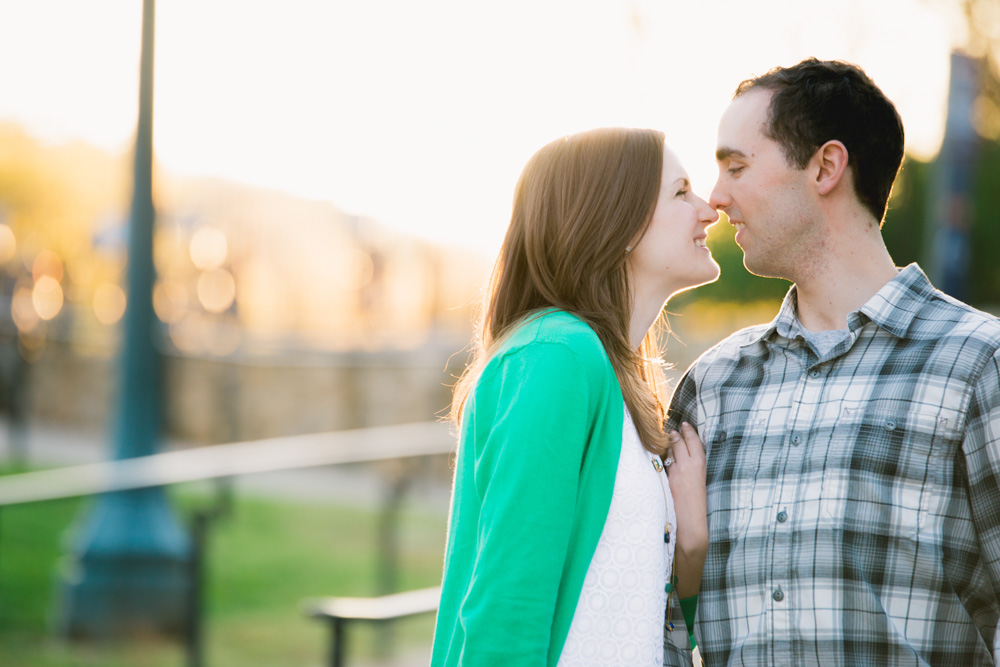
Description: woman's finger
666,429,682,458
670,422,698,460
666,423,706,477
680,422,705,460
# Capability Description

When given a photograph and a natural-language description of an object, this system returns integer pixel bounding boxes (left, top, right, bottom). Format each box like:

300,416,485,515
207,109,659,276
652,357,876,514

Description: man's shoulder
885,264,1000,346
667,322,771,421
692,321,773,367
912,289,1000,348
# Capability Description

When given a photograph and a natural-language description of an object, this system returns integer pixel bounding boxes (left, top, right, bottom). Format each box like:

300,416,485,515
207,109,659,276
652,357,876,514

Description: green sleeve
458,342,594,665
680,595,698,650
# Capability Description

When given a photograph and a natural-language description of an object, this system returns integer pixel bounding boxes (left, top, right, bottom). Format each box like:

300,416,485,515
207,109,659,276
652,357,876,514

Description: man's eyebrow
716,147,747,162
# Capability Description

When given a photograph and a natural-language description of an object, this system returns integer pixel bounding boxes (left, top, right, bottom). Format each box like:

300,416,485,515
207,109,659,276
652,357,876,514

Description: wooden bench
304,586,441,667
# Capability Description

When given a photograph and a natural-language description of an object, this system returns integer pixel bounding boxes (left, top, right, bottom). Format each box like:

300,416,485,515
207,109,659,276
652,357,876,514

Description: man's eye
728,165,744,176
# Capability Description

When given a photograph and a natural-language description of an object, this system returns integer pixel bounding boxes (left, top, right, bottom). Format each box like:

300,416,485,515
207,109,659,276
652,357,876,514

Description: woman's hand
666,422,707,599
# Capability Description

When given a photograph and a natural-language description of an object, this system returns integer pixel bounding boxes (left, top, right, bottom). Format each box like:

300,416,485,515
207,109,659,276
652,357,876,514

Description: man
664,58,1000,666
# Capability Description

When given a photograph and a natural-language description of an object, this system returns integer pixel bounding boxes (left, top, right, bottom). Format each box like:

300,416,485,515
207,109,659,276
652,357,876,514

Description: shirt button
809,369,820,378
790,434,801,446
772,588,784,602
715,431,727,443
884,419,897,431
777,511,788,523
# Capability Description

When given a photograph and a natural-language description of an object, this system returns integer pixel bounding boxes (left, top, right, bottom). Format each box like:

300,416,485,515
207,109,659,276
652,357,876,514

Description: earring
625,245,633,253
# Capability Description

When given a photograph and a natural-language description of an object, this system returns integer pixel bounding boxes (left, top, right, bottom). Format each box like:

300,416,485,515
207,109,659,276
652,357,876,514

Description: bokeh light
197,268,236,313
11,283,40,331
153,279,189,323
154,225,189,275
32,275,64,320
189,227,228,271
168,315,209,354
31,276,63,320
0,224,15,264
208,322,242,357
93,283,127,325
32,249,64,282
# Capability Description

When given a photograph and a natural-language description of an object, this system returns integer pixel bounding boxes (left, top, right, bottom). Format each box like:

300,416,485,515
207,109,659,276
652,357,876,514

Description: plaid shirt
663,264,1000,667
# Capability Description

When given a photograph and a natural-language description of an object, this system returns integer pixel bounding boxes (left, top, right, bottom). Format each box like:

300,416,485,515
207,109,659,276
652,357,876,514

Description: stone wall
18,338,464,445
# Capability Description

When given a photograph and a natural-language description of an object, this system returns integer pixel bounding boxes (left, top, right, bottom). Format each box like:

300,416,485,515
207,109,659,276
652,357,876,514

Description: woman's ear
813,140,849,196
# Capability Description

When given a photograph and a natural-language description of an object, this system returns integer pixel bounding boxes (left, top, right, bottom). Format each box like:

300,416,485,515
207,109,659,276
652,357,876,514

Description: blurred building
0,123,489,443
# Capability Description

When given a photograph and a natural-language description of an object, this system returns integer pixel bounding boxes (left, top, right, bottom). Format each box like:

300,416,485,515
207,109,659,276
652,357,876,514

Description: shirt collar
744,263,935,347
857,263,936,338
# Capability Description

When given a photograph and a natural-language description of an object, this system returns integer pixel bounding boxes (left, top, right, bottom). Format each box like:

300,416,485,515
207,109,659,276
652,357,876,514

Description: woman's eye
675,188,689,198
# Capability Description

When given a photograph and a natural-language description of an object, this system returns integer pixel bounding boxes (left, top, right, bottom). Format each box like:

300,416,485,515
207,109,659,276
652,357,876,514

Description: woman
431,128,715,666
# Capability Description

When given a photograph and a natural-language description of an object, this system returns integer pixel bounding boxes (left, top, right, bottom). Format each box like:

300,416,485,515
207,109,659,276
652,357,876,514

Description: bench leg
186,512,207,667
329,618,346,667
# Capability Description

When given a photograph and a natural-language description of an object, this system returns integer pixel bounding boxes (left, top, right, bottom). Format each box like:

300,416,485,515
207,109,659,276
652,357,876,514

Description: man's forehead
717,89,772,155
721,89,770,130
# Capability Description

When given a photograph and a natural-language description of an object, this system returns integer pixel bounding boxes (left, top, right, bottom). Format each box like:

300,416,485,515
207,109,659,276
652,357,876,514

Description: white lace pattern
558,406,675,666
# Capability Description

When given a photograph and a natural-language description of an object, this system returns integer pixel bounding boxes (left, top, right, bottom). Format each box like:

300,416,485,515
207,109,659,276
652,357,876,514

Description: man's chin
742,257,783,281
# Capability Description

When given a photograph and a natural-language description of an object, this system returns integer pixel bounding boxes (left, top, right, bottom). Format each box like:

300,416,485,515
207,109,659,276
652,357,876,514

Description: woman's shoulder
499,309,607,364
473,309,620,420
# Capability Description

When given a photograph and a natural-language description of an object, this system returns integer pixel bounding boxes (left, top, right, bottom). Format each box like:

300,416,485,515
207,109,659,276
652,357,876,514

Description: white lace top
558,407,676,666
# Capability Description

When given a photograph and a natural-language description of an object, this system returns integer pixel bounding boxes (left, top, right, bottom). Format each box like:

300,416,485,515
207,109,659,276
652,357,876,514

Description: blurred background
1,0,999,665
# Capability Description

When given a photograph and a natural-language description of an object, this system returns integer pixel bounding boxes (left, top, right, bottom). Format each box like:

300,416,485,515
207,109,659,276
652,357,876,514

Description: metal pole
58,0,192,640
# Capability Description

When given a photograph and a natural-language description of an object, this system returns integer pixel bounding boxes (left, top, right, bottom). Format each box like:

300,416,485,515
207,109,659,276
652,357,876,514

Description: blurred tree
923,0,1000,138
883,140,1000,308
888,1,1000,305
0,125,123,260
956,0,1000,138
968,140,1000,304
881,158,931,270
0,126,65,246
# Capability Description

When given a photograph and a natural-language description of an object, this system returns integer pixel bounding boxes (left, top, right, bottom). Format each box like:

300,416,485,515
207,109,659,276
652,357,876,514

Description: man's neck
792,239,898,332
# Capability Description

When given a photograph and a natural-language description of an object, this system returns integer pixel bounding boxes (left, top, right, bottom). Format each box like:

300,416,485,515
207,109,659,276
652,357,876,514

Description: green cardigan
430,310,625,666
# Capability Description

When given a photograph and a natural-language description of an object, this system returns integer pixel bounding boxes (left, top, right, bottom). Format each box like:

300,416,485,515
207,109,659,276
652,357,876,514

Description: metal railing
0,421,456,666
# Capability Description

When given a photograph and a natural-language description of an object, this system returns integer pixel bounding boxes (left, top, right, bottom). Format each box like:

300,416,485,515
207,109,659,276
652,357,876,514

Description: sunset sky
0,0,964,253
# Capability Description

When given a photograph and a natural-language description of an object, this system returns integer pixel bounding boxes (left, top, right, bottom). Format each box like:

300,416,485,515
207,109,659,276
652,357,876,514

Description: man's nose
695,194,719,226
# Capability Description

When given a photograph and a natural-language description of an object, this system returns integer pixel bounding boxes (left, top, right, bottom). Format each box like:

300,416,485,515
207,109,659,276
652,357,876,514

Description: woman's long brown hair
451,127,670,455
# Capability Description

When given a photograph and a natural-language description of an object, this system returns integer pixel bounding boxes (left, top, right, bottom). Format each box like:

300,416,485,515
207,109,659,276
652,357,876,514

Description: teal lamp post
58,0,192,639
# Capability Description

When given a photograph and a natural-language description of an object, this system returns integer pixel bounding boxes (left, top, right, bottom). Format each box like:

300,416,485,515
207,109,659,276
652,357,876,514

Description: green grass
0,469,448,666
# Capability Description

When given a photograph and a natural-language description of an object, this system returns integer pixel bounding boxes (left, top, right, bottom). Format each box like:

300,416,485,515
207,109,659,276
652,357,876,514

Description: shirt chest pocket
819,404,961,540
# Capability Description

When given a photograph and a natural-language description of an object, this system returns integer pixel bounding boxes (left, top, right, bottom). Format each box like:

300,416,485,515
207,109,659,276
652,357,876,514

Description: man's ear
813,140,849,196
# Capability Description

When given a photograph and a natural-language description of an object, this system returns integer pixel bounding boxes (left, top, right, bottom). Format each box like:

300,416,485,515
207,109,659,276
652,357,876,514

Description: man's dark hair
735,58,905,225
